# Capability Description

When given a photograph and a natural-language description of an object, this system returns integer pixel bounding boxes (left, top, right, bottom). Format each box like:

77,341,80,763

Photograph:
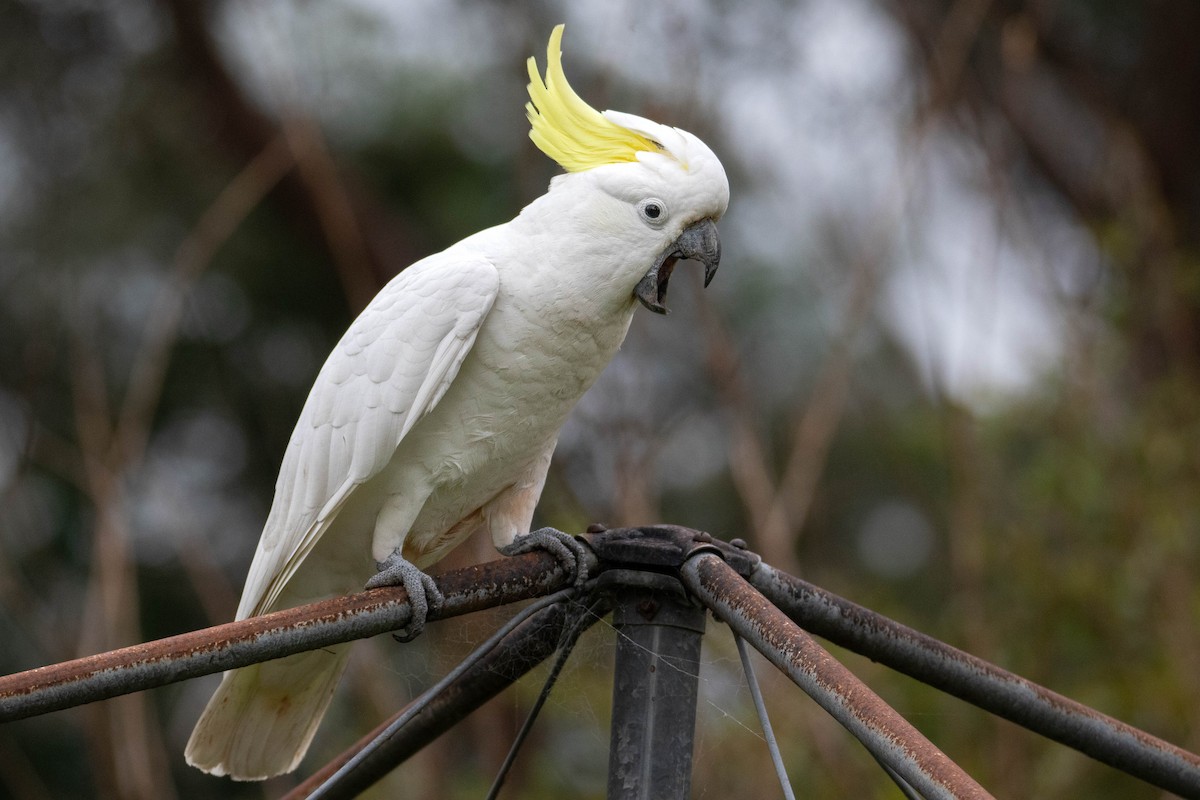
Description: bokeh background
2,0,1199,797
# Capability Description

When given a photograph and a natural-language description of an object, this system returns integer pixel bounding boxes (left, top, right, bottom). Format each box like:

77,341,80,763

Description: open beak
634,218,722,314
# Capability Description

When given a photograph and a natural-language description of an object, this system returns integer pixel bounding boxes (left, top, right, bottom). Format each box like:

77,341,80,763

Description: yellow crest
526,25,660,172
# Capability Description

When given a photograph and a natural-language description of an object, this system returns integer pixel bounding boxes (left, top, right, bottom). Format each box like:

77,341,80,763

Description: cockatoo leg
499,527,590,586
366,551,445,642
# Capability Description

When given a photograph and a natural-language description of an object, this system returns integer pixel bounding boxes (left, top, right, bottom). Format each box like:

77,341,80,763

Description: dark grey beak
634,218,722,315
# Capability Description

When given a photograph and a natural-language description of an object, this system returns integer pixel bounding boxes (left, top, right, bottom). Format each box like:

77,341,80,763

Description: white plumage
186,24,729,780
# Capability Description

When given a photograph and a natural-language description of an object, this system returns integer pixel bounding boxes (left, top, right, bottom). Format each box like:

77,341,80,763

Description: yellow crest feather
526,25,660,172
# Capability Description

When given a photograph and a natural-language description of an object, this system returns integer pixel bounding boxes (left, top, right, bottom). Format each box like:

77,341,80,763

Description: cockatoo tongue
634,218,722,314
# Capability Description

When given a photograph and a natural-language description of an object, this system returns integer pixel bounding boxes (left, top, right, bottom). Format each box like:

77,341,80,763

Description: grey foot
366,551,445,642
499,527,590,587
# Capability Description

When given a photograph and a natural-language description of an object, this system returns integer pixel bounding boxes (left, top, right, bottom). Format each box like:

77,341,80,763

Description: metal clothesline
1,525,1198,799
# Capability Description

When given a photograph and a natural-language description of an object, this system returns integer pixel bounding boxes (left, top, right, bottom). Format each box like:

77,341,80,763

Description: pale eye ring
638,198,668,226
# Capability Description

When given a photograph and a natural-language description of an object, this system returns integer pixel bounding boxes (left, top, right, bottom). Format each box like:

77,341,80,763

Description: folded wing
238,253,500,619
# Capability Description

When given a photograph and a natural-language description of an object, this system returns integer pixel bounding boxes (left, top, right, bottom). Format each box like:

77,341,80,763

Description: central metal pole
605,572,707,800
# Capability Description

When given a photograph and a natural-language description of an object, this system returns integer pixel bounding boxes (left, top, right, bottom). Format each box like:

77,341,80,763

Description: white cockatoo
185,24,729,780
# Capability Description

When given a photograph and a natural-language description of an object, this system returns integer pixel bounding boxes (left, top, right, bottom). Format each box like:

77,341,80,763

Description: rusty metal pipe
681,553,994,800
291,593,610,800
604,572,706,800
0,550,584,721
749,562,1200,799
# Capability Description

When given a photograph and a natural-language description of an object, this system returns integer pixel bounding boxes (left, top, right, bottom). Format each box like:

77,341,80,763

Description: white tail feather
185,645,351,781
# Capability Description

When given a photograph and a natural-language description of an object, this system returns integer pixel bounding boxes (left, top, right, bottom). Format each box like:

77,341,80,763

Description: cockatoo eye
638,198,668,226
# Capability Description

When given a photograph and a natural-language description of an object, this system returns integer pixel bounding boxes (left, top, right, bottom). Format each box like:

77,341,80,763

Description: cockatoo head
526,25,730,313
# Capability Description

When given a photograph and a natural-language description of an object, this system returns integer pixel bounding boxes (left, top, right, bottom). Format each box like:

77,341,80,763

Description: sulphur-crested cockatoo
186,24,729,780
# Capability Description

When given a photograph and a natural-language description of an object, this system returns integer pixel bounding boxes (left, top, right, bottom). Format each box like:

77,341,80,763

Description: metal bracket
584,524,761,577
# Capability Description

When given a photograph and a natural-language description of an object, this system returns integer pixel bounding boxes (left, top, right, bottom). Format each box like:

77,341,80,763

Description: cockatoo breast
369,219,642,563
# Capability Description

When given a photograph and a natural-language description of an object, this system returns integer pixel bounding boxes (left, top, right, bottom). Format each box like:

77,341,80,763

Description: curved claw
499,527,590,587
366,550,445,642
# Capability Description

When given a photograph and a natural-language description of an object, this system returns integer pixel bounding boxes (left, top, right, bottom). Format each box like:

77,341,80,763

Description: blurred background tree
1,0,1197,797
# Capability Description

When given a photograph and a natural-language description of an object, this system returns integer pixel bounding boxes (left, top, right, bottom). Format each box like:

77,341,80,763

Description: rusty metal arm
748,561,1200,799
0,549,586,722
284,591,610,799
681,552,995,800
4,524,1199,800
299,589,611,800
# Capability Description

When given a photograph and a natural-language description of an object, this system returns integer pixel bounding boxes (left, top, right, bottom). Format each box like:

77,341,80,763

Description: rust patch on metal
747,562,1200,797
0,548,579,721
683,553,994,800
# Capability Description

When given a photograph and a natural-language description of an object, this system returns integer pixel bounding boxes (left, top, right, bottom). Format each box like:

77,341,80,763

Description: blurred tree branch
160,0,424,311
886,0,1200,380
47,131,299,800
700,248,877,575
116,134,296,469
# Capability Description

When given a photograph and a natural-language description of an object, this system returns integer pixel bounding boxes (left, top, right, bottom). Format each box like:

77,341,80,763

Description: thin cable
875,756,926,800
484,597,603,800
735,632,796,800
309,584,589,800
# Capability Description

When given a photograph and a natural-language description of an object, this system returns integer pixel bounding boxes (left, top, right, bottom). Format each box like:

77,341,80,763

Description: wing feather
237,253,500,619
